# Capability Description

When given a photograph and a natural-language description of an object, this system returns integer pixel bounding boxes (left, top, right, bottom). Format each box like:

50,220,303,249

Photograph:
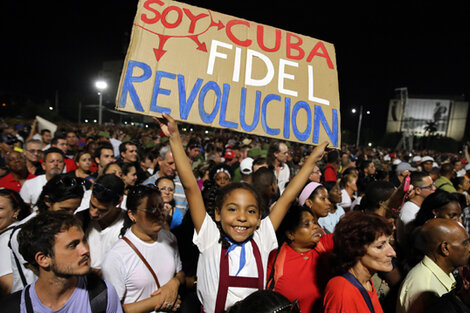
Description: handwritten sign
116,0,341,146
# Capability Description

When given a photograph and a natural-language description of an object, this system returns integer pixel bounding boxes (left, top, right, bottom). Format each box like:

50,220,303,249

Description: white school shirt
193,213,278,313
102,228,182,310
86,210,126,269
0,221,19,278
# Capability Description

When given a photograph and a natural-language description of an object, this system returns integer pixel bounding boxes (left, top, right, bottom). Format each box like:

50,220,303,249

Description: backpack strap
8,225,28,288
86,273,108,313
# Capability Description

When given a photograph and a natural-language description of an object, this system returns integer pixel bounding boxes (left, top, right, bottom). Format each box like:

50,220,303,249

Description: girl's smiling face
215,188,261,243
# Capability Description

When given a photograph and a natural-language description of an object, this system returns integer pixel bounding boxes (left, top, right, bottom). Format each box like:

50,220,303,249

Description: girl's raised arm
153,114,206,232
269,141,329,230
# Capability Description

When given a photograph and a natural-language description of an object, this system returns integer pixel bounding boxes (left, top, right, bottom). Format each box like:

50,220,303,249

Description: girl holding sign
154,113,328,313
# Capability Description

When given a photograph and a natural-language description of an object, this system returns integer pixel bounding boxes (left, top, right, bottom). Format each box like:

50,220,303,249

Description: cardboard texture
116,0,341,147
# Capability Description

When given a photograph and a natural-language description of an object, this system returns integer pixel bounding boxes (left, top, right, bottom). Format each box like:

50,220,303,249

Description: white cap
421,156,434,163
393,159,402,165
412,156,422,163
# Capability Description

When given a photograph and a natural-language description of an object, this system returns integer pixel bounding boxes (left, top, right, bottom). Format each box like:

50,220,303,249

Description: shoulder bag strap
24,285,34,313
341,272,375,313
122,236,160,289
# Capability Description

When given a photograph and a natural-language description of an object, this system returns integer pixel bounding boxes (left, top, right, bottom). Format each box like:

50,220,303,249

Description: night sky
1,0,469,136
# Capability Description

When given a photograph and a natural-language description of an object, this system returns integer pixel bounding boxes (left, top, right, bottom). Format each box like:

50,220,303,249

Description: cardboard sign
116,0,341,147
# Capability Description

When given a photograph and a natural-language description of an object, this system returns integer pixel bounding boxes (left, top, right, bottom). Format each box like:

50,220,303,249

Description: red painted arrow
190,35,207,52
154,34,170,61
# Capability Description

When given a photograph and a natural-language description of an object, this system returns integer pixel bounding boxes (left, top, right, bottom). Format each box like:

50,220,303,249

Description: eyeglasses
416,183,435,190
27,149,42,154
158,186,174,193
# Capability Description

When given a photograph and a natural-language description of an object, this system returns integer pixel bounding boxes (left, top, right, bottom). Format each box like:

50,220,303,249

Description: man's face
187,147,200,161
97,148,115,170
274,143,289,164
416,175,436,199
50,226,90,277
422,161,433,172
41,131,52,144
53,139,67,154
42,152,65,178
455,161,463,172
447,223,470,269
121,144,138,163
25,142,42,163
88,195,115,221
309,165,322,183
158,151,176,178
66,132,78,146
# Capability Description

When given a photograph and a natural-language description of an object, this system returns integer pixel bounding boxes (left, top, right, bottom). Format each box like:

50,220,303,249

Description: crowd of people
1,114,470,313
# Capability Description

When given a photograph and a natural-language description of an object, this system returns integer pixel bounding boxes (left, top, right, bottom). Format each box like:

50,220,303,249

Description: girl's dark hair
214,182,262,248
332,211,393,275
452,176,467,190
92,174,125,205
36,174,85,214
414,189,461,227
102,161,121,176
120,185,165,237
208,162,233,181
227,290,299,313
0,188,31,221
277,203,314,245
358,181,395,212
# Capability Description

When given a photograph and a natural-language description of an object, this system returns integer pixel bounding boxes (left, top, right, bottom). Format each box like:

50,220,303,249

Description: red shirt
267,234,334,313
323,275,383,313
0,172,36,192
323,163,338,182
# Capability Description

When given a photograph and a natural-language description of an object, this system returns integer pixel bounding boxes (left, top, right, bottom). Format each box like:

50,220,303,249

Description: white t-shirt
102,228,182,307
193,213,278,313
86,211,126,269
19,175,47,206
0,222,19,278
275,165,290,195
397,201,420,245
338,189,352,210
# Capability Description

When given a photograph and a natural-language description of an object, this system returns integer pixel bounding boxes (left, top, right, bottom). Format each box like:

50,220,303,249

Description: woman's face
105,164,122,178
307,188,331,218
434,201,462,223
77,153,92,172
157,179,175,203
460,179,470,192
288,211,323,250
130,196,164,242
215,188,261,243
328,185,342,204
122,166,138,187
215,172,231,188
358,234,396,273
0,196,18,232
347,179,358,192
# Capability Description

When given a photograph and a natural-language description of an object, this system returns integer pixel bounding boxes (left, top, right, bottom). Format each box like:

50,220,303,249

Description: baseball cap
224,149,235,159
421,156,434,163
240,157,254,175
396,162,416,174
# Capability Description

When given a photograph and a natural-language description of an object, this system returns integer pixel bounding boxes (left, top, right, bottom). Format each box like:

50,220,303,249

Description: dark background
1,0,469,141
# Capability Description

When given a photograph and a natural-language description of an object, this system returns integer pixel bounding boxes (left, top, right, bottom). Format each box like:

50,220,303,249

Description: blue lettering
119,60,152,112
177,75,203,120
239,88,261,132
283,97,291,139
219,84,238,129
261,94,281,136
313,106,338,146
198,81,221,123
150,71,176,114
292,101,312,141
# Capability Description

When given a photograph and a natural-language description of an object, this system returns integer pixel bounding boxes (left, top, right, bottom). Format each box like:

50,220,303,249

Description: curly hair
332,211,393,274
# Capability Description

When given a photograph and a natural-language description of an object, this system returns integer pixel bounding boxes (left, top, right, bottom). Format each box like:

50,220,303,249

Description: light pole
95,80,108,125
352,105,370,147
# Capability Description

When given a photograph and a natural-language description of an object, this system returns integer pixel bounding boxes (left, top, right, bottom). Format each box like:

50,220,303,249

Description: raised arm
153,114,206,232
269,141,329,230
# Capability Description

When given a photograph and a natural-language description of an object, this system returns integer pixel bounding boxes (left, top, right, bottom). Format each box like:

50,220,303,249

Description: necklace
299,251,309,260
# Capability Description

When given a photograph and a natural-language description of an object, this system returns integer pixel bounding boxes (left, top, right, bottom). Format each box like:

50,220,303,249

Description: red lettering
141,0,164,24
161,6,183,28
257,25,281,53
286,33,305,60
183,8,208,34
306,41,335,69
226,20,252,47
